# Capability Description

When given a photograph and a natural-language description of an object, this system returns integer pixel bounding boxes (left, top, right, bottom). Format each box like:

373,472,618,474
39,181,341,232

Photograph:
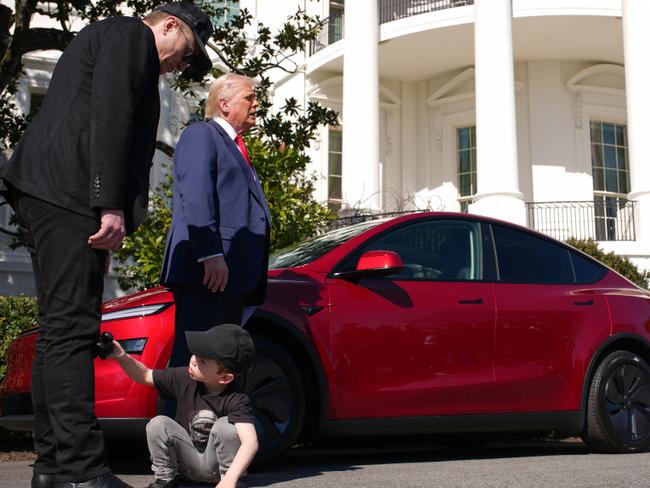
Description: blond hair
205,73,259,119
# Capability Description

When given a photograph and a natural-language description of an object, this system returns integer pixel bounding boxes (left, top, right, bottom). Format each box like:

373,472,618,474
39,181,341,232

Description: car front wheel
245,334,306,464
583,350,650,453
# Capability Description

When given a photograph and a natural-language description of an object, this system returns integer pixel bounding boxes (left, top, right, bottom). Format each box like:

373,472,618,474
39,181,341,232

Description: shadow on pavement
107,436,591,487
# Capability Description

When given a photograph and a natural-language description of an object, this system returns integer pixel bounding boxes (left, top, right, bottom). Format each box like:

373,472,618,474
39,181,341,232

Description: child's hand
216,479,236,488
108,340,126,359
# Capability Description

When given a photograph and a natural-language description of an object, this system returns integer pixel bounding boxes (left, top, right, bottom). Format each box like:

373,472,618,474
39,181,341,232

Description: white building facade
289,0,650,275
2,0,649,297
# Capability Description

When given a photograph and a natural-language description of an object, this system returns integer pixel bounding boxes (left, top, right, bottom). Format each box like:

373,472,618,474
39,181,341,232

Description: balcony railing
379,0,474,24
526,200,637,242
309,0,474,55
309,16,344,56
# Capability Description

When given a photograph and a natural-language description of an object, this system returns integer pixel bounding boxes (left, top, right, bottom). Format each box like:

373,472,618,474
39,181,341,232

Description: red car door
326,218,497,419
489,223,611,412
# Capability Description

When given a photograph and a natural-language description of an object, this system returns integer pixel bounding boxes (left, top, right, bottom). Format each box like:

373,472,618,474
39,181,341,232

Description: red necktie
235,134,251,166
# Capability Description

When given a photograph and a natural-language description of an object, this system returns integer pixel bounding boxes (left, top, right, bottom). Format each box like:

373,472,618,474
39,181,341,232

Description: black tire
245,334,306,464
583,350,650,453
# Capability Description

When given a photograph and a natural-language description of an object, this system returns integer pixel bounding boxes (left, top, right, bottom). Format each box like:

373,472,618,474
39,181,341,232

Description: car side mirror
331,250,404,281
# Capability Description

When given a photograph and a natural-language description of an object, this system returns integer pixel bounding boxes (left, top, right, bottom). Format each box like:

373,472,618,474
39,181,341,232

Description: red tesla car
2,212,650,462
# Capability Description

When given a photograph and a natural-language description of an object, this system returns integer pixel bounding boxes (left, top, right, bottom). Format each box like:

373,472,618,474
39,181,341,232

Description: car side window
360,220,483,281
491,224,575,284
570,250,607,284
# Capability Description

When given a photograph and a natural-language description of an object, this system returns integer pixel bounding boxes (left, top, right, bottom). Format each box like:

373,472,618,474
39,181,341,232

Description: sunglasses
177,24,195,64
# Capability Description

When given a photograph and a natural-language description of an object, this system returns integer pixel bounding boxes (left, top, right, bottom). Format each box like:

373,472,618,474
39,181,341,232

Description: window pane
199,0,240,27
328,127,343,207
603,146,617,169
492,224,574,284
603,123,616,145
605,169,618,193
616,146,627,171
618,171,629,194
616,125,626,146
459,150,470,173
458,128,470,150
594,196,605,217
329,130,342,152
328,176,342,200
328,153,342,176
571,251,606,283
591,144,603,167
590,122,602,144
592,168,604,191
457,126,476,207
459,174,471,196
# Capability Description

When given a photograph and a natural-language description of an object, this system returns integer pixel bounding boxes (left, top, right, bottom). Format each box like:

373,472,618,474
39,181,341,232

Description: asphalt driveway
1,438,649,488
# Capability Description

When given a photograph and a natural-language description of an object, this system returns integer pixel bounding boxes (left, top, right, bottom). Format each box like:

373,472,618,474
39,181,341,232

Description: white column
623,0,650,247
342,0,380,211
469,0,526,225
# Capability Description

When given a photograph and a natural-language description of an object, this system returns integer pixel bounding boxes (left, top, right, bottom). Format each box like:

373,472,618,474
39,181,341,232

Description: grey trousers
146,415,242,483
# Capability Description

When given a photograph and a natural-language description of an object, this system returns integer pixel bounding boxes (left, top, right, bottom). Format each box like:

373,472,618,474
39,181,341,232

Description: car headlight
117,338,148,354
101,303,170,322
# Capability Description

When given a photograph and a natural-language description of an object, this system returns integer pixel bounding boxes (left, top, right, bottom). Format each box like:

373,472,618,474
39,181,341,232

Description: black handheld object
96,331,114,360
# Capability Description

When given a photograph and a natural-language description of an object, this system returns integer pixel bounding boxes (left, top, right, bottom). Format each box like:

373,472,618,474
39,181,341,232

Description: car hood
101,286,173,313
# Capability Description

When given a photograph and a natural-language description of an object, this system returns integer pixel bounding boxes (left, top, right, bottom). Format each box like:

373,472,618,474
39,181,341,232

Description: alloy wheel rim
604,361,650,442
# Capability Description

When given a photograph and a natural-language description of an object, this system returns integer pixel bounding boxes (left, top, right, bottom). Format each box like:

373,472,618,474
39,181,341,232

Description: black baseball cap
186,324,255,374
154,2,214,73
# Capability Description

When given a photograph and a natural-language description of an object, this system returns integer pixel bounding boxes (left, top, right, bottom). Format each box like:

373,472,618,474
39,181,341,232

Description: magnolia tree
1,0,339,291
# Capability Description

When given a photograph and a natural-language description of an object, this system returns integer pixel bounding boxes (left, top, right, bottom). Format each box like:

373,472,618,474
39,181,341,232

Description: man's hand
203,255,228,293
88,209,126,250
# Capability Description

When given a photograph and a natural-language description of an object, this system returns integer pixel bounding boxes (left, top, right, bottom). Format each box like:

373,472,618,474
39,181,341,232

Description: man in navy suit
161,73,271,367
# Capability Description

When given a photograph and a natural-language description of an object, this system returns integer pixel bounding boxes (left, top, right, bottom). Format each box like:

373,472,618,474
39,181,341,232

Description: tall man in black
0,4,213,488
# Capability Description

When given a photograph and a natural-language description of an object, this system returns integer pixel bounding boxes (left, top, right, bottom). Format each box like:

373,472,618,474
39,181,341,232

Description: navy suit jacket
160,120,271,305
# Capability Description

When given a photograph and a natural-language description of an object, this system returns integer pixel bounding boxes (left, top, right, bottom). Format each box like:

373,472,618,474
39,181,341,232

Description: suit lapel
208,121,270,220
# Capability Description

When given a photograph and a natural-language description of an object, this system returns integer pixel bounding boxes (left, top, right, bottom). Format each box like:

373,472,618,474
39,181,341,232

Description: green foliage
248,137,334,251
112,170,172,291
0,90,29,150
0,295,38,383
566,238,650,289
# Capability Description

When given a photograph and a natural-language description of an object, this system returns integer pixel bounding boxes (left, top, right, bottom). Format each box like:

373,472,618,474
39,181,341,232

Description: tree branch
18,27,74,54
155,140,175,159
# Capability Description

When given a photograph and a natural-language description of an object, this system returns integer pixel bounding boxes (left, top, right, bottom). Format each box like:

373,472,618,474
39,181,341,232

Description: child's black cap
185,324,255,374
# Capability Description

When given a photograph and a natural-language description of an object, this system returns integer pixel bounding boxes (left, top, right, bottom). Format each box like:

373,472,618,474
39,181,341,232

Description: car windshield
269,218,389,269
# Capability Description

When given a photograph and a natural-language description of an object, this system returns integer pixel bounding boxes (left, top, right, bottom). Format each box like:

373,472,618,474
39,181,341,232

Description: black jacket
1,16,160,234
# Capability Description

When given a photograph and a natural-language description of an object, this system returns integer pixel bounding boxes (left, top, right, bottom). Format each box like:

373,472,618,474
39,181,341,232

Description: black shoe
53,471,133,488
32,473,55,488
145,475,180,488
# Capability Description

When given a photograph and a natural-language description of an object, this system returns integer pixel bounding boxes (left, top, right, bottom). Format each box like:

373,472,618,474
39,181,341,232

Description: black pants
14,192,109,482
168,285,244,368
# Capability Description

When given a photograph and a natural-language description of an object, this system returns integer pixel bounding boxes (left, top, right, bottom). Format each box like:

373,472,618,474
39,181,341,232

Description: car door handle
574,299,594,306
458,298,484,305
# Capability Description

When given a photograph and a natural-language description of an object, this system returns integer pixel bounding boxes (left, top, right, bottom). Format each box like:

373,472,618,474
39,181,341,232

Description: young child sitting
109,323,258,488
